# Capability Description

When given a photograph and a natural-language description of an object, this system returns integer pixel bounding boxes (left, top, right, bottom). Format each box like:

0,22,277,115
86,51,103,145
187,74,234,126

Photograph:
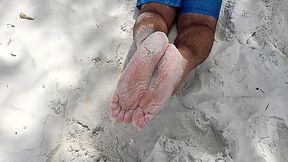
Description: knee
141,3,176,29
135,11,167,33
133,12,168,47
175,15,217,65
177,13,217,33
175,27,214,65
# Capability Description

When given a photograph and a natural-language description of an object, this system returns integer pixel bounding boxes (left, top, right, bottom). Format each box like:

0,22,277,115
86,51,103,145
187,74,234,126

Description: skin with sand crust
132,44,186,129
112,37,187,130
111,2,218,130
111,32,169,124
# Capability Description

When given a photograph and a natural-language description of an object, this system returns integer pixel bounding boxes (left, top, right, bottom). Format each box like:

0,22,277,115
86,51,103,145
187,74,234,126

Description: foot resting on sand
111,32,169,123
132,44,187,130
110,1,219,130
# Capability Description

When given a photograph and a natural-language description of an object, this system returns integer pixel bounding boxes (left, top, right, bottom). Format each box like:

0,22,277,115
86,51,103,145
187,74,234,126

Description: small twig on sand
256,88,265,94
7,24,15,28
238,74,247,83
116,43,121,55
228,153,233,159
76,120,90,130
265,104,270,111
7,39,12,45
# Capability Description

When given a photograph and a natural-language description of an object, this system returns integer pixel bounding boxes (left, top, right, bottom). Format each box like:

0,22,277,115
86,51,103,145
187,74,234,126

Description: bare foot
132,44,187,130
111,32,169,123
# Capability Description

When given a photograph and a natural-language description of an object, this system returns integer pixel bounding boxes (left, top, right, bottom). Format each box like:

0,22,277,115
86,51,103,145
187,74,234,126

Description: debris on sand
7,24,15,28
19,12,34,20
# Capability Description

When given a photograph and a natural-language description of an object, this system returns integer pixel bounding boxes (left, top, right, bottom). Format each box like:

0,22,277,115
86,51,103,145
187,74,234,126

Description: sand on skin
0,0,288,161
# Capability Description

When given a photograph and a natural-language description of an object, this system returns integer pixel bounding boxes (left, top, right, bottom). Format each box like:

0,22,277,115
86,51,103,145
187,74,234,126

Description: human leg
173,13,218,90
132,0,222,129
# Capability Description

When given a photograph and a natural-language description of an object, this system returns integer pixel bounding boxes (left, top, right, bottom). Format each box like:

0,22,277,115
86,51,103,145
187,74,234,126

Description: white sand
0,0,288,161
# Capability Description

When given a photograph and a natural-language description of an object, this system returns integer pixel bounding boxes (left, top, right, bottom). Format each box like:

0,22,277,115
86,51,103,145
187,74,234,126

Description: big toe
137,114,153,130
123,109,135,123
132,108,144,128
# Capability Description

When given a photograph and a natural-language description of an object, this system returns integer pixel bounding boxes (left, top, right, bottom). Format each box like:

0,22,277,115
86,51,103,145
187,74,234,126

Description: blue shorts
136,0,222,20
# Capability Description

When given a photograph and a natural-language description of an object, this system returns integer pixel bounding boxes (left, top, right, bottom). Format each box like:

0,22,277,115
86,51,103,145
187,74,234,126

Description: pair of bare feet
111,32,187,130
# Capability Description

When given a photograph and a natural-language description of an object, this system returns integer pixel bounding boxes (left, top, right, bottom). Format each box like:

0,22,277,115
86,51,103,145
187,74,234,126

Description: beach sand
0,0,288,161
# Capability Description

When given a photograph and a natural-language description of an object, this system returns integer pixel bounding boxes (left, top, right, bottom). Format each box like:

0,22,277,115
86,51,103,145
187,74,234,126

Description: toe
123,109,135,123
136,114,153,130
115,109,126,122
137,117,146,130
111,102,118,111
132,108,144,127
111,91,119,111
112,91,119,103
144,114,153,123
111,106,121,118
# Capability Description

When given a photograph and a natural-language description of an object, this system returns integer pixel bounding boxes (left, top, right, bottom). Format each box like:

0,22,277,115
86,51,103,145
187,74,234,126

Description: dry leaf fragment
20,12,34,20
